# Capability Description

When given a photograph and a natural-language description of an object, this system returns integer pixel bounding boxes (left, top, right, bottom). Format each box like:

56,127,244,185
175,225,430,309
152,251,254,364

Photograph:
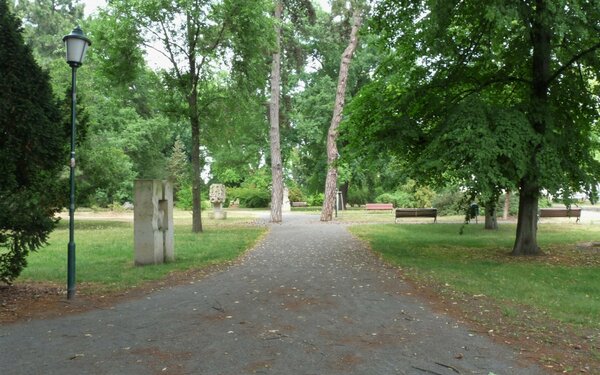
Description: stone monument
210,183,227,220
134,180,174,265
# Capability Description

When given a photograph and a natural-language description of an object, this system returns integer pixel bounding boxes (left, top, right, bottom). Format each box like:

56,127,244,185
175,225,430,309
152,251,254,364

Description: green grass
349,223,600,328
18,219,266,293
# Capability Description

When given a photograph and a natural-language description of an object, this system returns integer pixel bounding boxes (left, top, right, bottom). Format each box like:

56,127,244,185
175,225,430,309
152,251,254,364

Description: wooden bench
538,208,581,223
395,208,438,223
291,201,308,207
365,203,394,211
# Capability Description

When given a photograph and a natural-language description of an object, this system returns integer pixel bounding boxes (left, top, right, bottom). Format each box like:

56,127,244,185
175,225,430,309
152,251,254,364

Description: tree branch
548,42,600,84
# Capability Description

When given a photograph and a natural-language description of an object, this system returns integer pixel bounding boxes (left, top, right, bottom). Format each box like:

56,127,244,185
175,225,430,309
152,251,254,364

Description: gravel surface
0,213,545,374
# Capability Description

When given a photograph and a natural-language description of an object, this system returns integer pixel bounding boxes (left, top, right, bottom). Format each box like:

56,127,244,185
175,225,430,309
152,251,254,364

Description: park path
0,213,545,375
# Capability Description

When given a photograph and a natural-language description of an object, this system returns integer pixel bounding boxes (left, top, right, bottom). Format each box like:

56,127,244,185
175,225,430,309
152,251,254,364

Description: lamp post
63,26,91,300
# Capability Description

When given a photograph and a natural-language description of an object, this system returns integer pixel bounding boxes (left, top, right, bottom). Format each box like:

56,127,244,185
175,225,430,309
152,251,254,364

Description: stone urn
209,183,227,219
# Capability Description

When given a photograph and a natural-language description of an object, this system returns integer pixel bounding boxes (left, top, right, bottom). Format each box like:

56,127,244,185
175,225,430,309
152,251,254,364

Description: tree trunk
269,1,283,223
484,201,498,230
512,0,550,255
512,179,540,255
189,91,203,233
188,14,202,233
503,191,510,220
320,9,362,221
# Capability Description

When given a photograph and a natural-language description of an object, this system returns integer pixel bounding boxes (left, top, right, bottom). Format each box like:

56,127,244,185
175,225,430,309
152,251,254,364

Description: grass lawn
18,216,266,294
349,223,600,329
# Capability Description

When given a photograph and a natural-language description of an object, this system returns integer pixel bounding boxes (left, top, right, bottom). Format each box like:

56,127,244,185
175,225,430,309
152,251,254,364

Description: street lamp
63,26,91,300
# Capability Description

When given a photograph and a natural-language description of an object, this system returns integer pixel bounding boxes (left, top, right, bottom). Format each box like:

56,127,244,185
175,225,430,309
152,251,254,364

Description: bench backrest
539,208,581,218
366,203,394,210
395,208,437,217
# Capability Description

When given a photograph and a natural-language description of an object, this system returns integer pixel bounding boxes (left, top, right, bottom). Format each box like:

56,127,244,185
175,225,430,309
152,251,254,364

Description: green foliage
0,0,66,283
307,192,324,206
228,187,271,208
166,136,190,192
287,186,304,202
175,183,210,210
432,188,467,216
347,186,369,206
79,139,136,206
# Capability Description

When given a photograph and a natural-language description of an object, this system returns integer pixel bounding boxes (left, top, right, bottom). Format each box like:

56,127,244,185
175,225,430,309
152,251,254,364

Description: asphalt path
0,213,545,374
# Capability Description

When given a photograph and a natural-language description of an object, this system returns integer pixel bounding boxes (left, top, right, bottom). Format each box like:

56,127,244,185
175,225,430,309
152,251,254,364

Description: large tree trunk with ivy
513,0,550,255
320,8,361,221
269,0,284,223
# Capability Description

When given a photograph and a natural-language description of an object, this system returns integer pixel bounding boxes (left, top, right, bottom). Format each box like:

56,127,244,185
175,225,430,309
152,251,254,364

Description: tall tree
106,0,272,232
348,0,600,252
320,5,362,221
0,0,66,282
270,0,284,223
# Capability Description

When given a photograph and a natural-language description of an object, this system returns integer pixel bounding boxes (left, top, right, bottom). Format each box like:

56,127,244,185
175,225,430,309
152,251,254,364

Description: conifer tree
0,0,66,283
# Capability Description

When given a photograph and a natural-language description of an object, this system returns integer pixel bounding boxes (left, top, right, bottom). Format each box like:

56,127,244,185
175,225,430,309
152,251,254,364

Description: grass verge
349,223,600,328
18,219,267,294
350,223,600,372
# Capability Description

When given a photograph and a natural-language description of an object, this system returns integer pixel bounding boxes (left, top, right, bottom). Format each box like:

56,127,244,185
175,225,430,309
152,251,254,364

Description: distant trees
0,0,67,282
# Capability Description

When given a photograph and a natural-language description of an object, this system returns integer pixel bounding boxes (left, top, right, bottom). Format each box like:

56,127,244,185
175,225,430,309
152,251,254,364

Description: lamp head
63,26,91,67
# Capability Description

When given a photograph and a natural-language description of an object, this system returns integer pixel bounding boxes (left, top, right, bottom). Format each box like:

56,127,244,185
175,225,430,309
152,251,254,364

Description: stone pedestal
134,180,174,265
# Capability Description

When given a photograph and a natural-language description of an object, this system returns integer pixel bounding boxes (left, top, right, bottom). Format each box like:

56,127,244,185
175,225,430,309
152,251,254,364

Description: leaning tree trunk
513,0,550,255
269,1,284,223
320,9,362,221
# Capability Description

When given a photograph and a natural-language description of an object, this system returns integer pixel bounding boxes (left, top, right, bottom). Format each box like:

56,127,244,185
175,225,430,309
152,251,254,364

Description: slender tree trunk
321,8,362,221
269,1,283,223
188,14,202,233
503,190,510,220
513,0,550,255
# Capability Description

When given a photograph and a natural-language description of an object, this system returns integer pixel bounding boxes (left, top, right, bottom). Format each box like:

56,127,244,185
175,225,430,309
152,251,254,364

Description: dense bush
228,187,270,208
175,184,210,210
432,188,466,215
347,187,369,206
287,186,304,203
307,192,324,206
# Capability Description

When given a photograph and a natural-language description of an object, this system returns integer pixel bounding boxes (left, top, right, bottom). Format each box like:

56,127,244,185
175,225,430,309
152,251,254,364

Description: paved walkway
0,213,545,374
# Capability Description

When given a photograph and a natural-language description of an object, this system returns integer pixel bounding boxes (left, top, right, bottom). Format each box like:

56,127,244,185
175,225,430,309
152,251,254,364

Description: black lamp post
63,26,91,300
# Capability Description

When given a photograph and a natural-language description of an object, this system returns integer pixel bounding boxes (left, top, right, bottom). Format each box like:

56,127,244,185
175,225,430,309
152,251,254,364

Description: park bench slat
395,208,437,223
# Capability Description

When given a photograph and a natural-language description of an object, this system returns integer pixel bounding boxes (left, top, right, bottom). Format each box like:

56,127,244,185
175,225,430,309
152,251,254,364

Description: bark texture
320,9,362,221
269,1,284,223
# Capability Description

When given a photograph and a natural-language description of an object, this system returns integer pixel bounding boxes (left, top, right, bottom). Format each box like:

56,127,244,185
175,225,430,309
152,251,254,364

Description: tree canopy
345,0,600,253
